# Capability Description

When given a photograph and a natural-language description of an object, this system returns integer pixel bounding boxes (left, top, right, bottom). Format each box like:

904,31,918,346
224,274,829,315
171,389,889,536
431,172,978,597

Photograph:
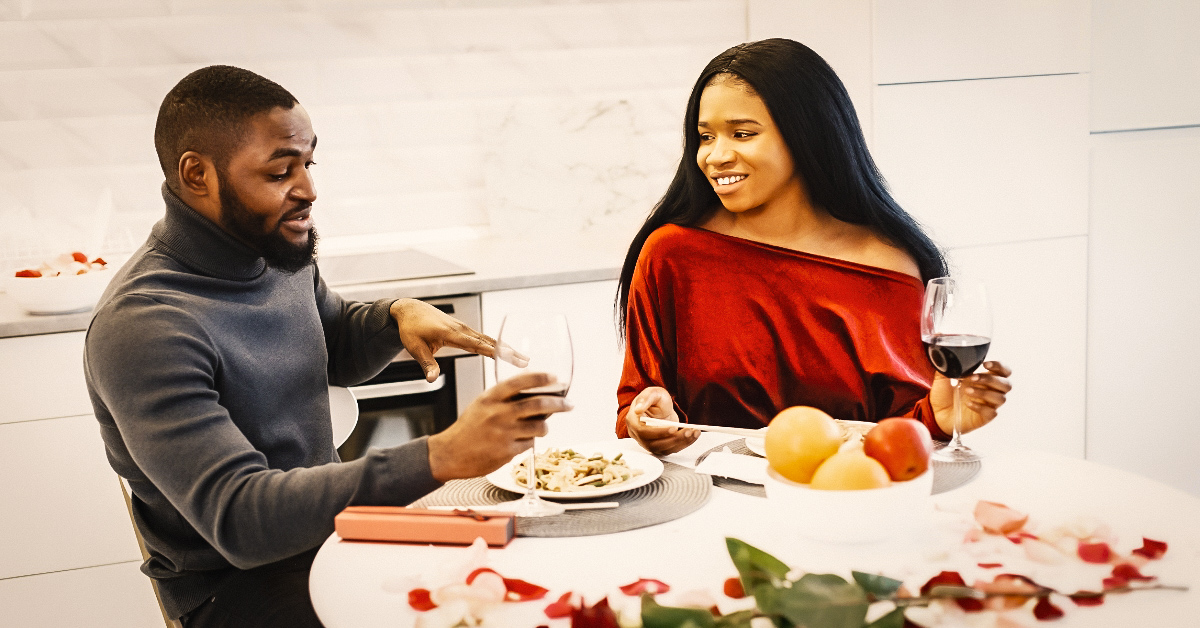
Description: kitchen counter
0,230,629,339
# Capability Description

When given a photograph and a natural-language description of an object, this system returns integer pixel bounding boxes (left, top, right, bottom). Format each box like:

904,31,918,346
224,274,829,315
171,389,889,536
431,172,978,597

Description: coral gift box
334,506,516,547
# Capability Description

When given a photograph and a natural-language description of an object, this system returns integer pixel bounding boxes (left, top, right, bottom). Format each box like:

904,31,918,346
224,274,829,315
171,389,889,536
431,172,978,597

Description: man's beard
217,174,317,273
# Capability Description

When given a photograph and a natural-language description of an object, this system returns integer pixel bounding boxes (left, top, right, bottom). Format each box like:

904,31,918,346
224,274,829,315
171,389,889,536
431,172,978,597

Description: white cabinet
1091,0,1200,131
0,331,161,626
0,331,93,424
482,280,624,445
0,414,142,579
873,73,1089,249
945,238,1088,460
1088,128,1200,496
0,561,163,628
873,0,1090,84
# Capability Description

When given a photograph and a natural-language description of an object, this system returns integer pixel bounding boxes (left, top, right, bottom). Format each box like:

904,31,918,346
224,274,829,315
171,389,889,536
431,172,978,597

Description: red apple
863,418,933,481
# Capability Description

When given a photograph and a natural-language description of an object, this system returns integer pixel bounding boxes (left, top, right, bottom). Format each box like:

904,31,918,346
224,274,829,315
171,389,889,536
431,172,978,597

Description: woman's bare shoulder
855,232,922,280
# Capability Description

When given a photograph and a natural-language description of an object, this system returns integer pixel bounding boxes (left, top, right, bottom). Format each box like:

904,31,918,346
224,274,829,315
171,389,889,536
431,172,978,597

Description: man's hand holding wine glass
426,371,572,483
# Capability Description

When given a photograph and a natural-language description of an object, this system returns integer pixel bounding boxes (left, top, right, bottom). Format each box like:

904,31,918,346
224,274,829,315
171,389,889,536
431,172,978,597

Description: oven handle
348,374,446,400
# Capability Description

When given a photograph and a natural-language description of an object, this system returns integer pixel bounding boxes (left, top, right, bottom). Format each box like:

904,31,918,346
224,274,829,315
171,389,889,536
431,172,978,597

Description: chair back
329,385,359,448
118,477,183,628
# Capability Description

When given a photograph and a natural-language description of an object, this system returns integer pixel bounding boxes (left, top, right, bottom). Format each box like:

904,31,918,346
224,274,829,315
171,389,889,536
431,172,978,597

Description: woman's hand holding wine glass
928,362,1013,434
921,277,1012,461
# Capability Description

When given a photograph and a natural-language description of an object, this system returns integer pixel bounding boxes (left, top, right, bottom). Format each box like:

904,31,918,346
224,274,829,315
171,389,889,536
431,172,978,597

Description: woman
616,39,1012,455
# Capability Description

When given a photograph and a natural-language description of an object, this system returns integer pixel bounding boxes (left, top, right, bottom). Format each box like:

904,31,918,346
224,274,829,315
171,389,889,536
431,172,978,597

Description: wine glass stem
523,440,539,503
949,377,964,448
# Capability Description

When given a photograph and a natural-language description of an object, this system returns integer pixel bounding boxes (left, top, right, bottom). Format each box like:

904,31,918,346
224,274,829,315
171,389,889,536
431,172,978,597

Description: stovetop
316,249,473,287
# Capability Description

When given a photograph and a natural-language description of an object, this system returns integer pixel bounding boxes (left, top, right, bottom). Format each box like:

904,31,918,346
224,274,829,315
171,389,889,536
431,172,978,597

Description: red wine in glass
924,334,991,379
511,384,570,421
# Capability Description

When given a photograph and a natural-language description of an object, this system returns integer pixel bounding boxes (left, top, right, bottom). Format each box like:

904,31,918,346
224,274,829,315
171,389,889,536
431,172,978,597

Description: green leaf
713,610,760,628
641,593,716,628
865,606,906,628
852,572,904,599
755,573,869,628
726,537,791,592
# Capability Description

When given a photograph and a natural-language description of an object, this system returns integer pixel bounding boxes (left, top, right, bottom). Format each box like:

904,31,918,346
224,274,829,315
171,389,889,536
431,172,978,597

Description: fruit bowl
762,465,933,543
4,267,113,315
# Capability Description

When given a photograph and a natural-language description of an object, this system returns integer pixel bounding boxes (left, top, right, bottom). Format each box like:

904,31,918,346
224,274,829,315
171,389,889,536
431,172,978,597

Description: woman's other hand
625,386,699,455
931,361,1013,436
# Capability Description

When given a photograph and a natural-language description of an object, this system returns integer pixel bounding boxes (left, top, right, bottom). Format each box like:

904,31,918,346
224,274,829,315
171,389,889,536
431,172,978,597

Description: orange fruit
810,449,893,490
764,406,843,483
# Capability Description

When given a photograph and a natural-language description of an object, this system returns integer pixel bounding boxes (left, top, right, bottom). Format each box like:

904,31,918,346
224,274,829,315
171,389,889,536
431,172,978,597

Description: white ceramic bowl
5,268,113,315
762,465,933,543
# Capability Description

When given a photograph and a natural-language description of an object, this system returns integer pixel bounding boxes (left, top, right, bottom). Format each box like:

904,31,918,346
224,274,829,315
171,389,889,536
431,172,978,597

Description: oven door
336,294,485,461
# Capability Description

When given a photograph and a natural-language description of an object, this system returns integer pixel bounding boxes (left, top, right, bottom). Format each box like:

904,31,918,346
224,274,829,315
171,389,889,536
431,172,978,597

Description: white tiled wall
0,0,750,268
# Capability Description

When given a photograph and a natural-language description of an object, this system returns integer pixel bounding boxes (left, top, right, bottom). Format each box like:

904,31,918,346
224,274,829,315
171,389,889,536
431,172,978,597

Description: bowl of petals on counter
6,252,113,315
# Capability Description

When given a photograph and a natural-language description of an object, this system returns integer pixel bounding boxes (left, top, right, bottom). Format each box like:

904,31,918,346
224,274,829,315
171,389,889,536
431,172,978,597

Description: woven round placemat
696,439,981,497
409,461,711,537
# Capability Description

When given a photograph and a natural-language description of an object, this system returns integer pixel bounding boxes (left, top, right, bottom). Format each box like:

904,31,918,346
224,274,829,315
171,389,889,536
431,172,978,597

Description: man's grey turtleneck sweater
84,186,443,619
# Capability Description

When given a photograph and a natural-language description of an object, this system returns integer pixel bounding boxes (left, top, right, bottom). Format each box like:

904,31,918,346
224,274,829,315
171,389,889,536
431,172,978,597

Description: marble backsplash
0,0,748,268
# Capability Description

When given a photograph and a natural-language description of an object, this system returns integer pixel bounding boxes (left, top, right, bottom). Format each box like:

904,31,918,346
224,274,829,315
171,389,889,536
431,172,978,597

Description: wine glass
921,277,992,463
494,313,573,517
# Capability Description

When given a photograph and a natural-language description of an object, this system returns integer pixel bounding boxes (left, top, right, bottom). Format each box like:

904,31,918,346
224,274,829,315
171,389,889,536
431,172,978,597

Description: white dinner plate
485,443,664,500
744,420,876,458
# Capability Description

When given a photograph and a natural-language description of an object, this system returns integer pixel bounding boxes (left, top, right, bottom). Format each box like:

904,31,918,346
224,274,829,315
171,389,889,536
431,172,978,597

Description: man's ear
178,151,217,199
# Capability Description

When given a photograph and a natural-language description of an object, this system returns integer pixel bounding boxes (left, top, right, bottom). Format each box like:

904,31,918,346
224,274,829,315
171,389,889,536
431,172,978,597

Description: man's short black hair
154,65,298,191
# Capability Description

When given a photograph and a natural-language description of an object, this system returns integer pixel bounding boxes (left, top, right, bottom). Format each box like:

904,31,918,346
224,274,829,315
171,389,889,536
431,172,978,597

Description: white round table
310,445,1200,627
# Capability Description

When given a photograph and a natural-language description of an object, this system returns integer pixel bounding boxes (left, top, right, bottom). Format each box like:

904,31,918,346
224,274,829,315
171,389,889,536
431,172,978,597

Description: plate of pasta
485,443,664,500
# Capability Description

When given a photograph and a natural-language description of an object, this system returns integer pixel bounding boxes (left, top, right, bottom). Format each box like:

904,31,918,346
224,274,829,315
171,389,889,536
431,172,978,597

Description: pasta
512,449,643,492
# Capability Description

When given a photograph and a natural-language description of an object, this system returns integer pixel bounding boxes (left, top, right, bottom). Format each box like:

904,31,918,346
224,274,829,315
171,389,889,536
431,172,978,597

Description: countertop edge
0,265,622,339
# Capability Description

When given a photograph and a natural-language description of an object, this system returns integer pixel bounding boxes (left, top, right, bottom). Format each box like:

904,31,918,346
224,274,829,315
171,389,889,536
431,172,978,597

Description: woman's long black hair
616,38,946,335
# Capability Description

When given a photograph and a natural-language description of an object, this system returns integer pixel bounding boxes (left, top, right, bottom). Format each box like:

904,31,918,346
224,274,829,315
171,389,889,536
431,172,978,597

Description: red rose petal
408,588,437,611
544,592,575,618
618,578,670,595
919,571,983,612
975,575,1039,610
1078,541,1114,563
1102,576,1128,590
571,597,620,628
920,570,966,595
1111,563,1154,582
1069,591,1105,607
1131,537,1168,560
71,252,88,264
977,563,1003,569
974,501,1030,535
723,577,746,599
92,257,107,265
466,567,500,584
1033,596,1064,620
503,577,550,601
466,566,550,601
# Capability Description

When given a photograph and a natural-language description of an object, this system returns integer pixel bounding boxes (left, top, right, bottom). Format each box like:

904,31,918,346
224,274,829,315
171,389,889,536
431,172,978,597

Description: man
83,65,569,627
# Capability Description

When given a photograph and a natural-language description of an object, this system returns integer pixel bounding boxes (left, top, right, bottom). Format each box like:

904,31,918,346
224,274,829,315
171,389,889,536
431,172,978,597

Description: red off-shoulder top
616,224,948,440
